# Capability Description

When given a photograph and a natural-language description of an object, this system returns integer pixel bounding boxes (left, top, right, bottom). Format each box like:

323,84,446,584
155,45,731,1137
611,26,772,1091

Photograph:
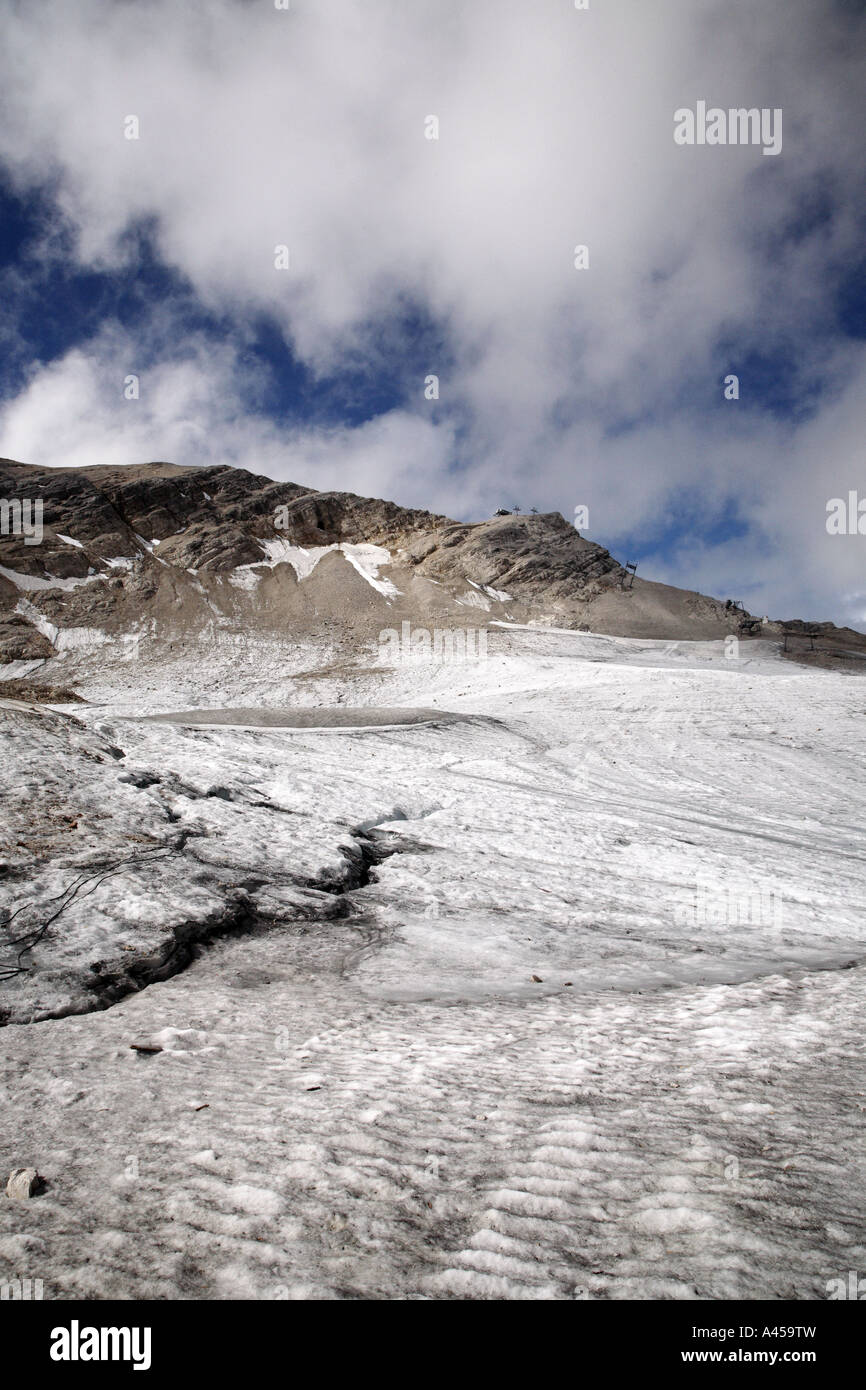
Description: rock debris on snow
5,1168,41,1200
0,463,864,1300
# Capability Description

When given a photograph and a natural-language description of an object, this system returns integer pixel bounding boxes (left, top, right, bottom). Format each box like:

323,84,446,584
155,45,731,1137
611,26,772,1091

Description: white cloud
0,320,456,510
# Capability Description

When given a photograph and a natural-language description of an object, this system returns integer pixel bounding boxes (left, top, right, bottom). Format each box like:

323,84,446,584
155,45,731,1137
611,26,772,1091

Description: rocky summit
3,459,865,697
0,458,763,671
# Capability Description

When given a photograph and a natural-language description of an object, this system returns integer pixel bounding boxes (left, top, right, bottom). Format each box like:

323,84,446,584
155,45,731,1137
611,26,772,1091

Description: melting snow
0,564,97,593
230,540,402,598
1,627,864,1300
13,597,109,651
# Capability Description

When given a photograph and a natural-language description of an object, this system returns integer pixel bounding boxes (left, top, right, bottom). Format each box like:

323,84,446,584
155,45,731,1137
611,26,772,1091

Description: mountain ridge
1,459,863,673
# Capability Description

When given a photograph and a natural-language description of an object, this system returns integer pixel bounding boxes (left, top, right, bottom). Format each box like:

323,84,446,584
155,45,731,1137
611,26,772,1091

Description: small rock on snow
6,1167,41,1199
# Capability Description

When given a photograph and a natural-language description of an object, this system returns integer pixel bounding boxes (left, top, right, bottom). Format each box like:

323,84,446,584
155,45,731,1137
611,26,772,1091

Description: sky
0,0,864,626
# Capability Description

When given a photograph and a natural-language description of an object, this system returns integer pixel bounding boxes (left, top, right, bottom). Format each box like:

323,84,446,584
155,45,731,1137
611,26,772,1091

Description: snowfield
0,627,864,1299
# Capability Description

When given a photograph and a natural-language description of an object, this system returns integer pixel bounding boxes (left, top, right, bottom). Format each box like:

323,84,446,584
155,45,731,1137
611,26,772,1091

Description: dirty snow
14,598,108,653
0,565,97,594
0,627,864,1300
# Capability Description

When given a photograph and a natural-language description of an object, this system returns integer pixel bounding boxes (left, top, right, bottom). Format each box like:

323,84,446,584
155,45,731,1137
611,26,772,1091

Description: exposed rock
1,458,860,665
5,1167,41,1199
0,617,55,663
0,680,84,704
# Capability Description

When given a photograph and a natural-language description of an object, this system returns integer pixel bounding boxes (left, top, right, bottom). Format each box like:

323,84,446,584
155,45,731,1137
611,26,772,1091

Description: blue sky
0,179,440,430
0,0,864,626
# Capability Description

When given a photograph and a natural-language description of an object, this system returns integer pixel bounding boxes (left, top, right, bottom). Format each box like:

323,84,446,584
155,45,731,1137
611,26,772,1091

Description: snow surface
230,540,402,598
14,598,109,652
0,564,96,593
0,627,864,1299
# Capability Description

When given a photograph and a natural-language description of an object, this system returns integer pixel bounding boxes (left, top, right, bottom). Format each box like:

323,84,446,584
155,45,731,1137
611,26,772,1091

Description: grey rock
5,1167,41,1199
1,456,853,652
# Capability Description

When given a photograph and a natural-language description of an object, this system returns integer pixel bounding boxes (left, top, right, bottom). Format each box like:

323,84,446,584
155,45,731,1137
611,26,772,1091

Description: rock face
0,460,309,577
0,616,54,663
0,457,773,675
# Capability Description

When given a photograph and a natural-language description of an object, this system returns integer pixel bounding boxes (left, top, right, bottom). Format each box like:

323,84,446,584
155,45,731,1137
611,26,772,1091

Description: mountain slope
0,459,758,674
